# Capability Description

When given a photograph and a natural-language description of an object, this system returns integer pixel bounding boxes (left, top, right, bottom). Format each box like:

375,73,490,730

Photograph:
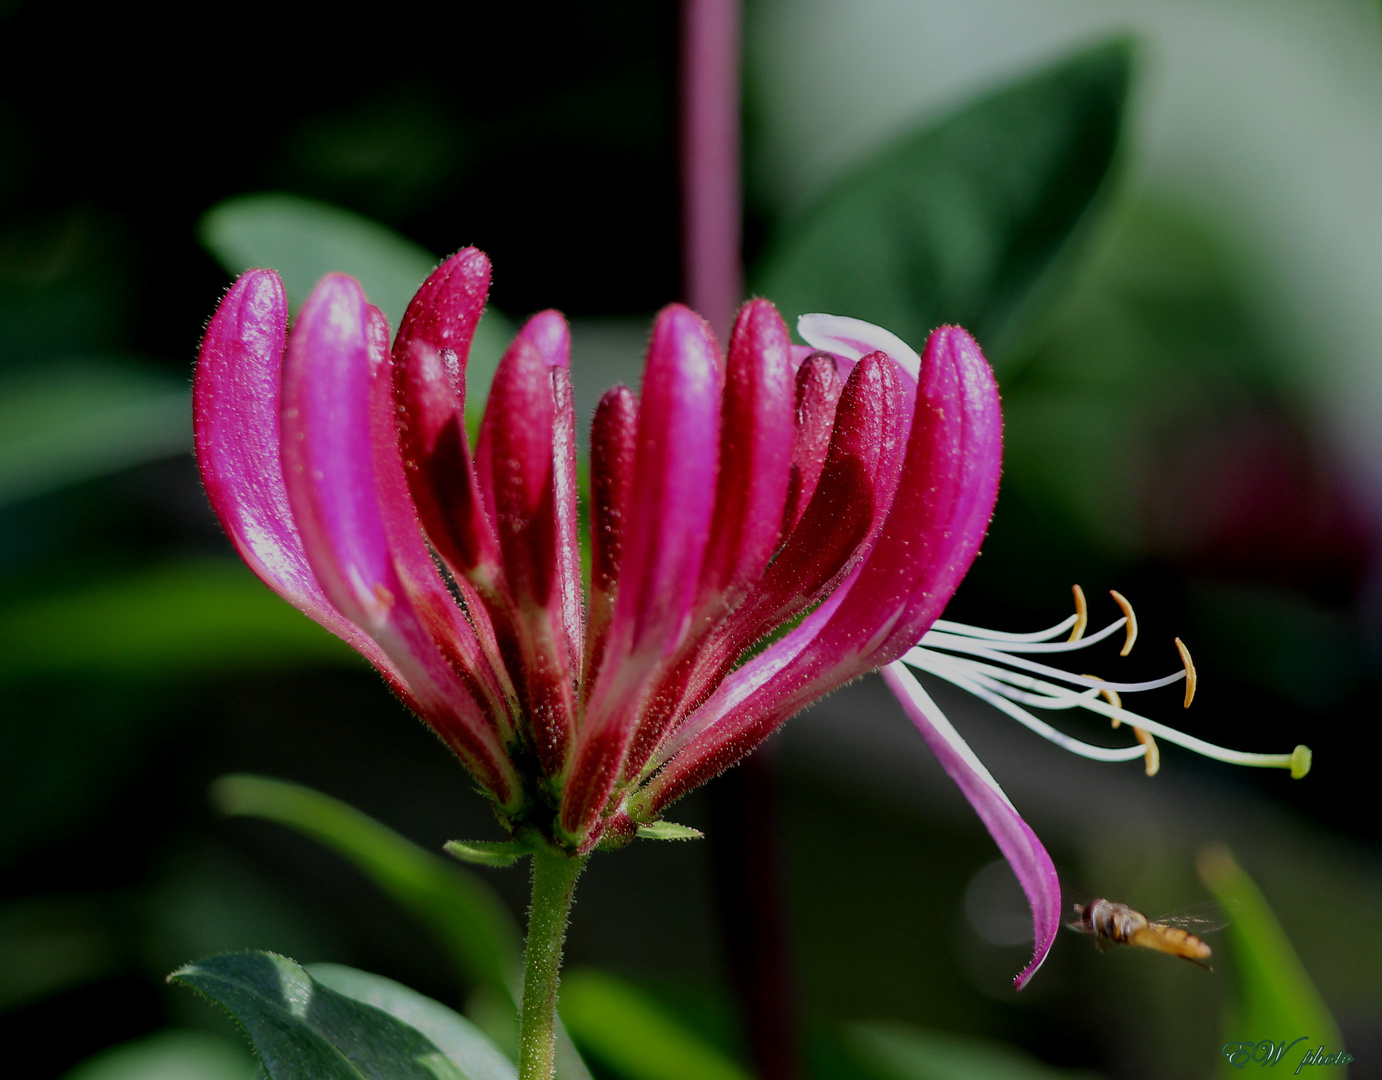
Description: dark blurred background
1,1,1380,1078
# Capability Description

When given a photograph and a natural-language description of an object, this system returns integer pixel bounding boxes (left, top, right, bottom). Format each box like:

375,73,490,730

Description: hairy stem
517,846,587,1080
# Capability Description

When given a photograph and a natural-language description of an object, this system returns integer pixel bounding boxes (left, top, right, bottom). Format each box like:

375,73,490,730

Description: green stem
518,845,587,1080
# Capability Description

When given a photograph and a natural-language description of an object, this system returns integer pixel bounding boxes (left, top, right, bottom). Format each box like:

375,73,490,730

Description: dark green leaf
754,39,1131,363
1198,845,1344,1077
558,969,751,1080
171,952,469,1080
308,964,515,1080
211,775,521,995
0,360,189,506
0,561,355,683
847,1022,1103,1080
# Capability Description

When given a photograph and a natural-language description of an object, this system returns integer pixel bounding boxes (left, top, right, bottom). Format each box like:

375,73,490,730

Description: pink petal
880,662,1059,990
476,314,580,776
586,385,640,684
650,349,909,770
616,301,795,784
562,304,724,843
641,327,1001,812
782,352,844,536
281,273,519,806
392,249,504,582
694,299,794,612
193,269,404,690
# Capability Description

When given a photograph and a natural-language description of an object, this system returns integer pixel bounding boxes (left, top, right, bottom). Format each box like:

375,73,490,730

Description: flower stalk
518,847,588,1080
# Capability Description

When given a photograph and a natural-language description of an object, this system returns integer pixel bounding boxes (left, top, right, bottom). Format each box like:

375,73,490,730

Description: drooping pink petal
782,353,844,536
586,385,640,685
193,269,405,690
476,314,580,776
880,662,1059,990
281,273,519,806
562,304,724,843
640,326,1001,812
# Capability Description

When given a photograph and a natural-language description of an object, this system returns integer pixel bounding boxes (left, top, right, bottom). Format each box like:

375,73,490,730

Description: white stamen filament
930,614,1077,643
905,601,1310,777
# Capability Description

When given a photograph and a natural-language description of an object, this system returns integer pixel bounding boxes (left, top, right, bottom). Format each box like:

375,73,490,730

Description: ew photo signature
1223,1038,1354,1073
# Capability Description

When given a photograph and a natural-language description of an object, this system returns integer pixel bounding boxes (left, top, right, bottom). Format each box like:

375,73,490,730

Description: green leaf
847,1022,1103,1080
198,193,511,424
558,969,751,1080
444,839,532,868
171,951,475,1080
308,964,515,1080
633,822,703,842
0,360,189,506
210,775,521,996
59,1030,256,1080
753,39,1131,364
1198,845,1345,1077
0,560,356,683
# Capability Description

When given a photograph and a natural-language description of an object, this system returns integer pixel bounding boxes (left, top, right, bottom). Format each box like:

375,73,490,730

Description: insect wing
1148,899,1240,935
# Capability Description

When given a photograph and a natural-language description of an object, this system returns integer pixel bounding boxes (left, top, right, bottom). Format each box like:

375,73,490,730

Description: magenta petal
880,662,1059,989
641,328,1001,812
586,385,640,684
519,310,584,681
562,304,724,842
193,269,403,688
695,299,793,612
392,248,504,580
281,273,519,806
782,352,844,536
477,315,580,775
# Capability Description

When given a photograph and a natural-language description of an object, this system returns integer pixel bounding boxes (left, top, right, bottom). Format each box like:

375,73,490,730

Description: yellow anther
1068,584,1088,643
1133,726,1160,776
1175,637,1196,708
1109,590,1138,656
1082,675,1122,720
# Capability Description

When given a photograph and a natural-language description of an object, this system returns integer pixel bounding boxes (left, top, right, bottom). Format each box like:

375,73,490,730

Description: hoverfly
1068,898,1234,969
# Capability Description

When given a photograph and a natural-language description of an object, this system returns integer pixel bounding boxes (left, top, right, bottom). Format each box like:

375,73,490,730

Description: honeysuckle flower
195,249,1307,993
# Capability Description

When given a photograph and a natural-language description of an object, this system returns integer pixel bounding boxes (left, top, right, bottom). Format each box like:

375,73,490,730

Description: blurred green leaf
198,193,511,424
754,38,1131,363
558,969,751,1080
60,1029,256,1080
0,895,118,1012
0,360,189,506
0,560,355,682
847,1022,1103,1080
171,951,472,1080
1198,845,1345,1077
309,964,515,1080
200,194,437,329
211,774,520,996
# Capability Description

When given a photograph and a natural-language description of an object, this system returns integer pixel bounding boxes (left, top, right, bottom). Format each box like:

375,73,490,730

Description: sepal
444,837,535,868
634,821,704,841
